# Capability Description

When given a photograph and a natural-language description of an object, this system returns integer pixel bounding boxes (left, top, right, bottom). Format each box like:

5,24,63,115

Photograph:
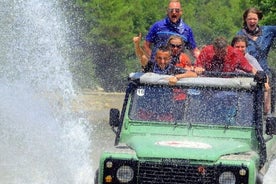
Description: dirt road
72,90,125,122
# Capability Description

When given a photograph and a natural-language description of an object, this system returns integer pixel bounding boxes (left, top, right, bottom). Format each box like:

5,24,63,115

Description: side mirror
109,108,120,127
265,117,276,135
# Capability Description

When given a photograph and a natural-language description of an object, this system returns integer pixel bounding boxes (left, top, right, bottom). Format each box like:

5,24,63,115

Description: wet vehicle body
94,71,276,184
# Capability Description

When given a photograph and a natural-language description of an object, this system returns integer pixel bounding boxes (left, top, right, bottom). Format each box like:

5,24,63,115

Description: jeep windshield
129,85,254,127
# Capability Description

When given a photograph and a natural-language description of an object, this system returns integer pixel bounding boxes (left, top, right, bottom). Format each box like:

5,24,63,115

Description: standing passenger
231,35,271,114
236,7,276,77
144,0,200,61
236,7,276,113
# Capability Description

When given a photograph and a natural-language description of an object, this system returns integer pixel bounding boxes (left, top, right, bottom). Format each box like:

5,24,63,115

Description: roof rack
128,72,257,89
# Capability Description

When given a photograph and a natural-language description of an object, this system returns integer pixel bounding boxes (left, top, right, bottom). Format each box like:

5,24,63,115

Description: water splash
0,1,93,183
264,159,276,184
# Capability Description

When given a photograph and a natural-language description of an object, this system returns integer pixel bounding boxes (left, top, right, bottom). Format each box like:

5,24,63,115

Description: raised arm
133,33,149,67
143,40,152,60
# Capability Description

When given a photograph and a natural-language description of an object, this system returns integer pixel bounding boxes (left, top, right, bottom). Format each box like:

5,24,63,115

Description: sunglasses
170,44,182,49
168,8,181,13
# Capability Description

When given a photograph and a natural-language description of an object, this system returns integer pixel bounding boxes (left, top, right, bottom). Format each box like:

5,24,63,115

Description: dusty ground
72,90,125,122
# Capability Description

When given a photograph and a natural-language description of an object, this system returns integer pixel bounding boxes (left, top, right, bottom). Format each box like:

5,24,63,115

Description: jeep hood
126,135,251,161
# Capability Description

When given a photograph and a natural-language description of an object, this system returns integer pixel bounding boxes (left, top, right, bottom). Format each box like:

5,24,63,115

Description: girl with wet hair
237,7,276,114
237,7,276,77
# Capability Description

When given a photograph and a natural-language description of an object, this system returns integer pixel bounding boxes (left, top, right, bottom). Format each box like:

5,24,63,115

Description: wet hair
231,35,248,47
156,45,171,54
166,35,184,47
168,0,182,9
213,37,228,50
243,7,263,27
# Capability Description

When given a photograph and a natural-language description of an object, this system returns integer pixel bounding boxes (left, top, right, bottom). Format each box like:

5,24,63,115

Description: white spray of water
264,159,276,184
0,1,93,183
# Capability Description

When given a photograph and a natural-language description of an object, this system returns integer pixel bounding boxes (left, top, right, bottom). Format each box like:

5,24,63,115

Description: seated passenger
143,46,198,85
166,35,192,70
194,36,257,74
231,35,263,71
231,35,271,114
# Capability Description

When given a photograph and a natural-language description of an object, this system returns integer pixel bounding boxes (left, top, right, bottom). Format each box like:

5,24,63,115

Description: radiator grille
138,161,216,184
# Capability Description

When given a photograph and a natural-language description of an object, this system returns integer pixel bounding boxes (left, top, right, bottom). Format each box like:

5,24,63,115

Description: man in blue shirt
144,0,199,61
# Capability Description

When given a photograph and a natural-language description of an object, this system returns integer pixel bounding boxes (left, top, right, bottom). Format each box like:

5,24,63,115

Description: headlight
116,165,134,183
219,171,236,184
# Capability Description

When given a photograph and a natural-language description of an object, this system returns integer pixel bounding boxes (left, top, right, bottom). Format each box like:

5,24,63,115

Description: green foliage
250,0,276,25
268,50,276,69
185,0,252,45
70,0,275,91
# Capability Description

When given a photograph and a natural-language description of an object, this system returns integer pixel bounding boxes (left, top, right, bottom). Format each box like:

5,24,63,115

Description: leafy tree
185,0,252,45
75,0,172,91
76,0,137,91
59,0,98,89
250,0,276,25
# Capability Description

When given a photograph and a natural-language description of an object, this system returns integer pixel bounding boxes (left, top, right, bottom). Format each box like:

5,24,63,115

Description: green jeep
94,71,276,184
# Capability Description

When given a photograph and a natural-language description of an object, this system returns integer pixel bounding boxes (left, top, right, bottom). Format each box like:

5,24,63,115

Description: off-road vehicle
94,71,276,184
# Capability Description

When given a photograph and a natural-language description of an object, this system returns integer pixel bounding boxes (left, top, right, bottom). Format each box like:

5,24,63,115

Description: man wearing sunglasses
144,0,200,62
167,35,192,70
133,34,192,70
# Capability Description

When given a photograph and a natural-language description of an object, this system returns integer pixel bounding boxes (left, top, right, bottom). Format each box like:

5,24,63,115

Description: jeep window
128,85,254,127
